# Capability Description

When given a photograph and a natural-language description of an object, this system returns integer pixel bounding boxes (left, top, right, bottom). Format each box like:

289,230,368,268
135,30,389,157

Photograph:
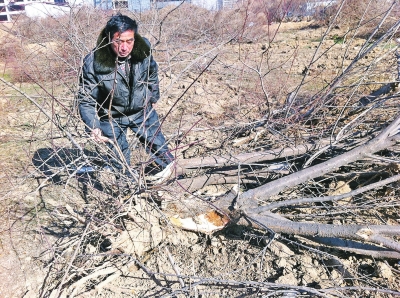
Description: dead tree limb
167,114,400,257
299,236,400,259
253,173,400,212
243,211,400,252
173,164,289,192
177,142,329,172
231,114,400,209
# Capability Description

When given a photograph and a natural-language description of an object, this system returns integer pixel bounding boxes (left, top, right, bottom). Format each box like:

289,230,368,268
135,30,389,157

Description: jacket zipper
117,61,132,111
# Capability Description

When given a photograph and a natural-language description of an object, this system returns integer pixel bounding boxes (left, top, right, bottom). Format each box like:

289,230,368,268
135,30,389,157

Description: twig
165,246,185,288
253,173,400,212
0,77,86,156
52,221,90,298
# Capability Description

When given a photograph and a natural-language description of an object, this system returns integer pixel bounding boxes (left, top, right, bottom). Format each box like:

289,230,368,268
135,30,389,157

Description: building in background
0,0,68,21
93,0,222,13
219,0,236,9
0,0,240,22
127,0,150,11
25,2,70,18
127,0,237,12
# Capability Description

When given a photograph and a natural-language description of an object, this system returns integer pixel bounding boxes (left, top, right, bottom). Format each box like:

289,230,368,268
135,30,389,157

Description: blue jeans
99,109,174,171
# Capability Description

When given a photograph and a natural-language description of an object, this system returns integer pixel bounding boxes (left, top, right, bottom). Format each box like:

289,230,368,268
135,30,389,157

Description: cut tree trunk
165,114,400,258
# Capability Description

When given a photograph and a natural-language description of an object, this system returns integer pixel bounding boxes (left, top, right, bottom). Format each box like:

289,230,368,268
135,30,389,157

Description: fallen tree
1,2,400,297
165,113,400,257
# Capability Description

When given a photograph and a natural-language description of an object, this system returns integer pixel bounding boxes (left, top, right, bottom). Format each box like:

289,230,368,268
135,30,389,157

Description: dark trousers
99,109,174,171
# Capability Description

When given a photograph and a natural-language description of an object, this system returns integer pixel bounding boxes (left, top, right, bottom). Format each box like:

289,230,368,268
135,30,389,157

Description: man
77,13,174,181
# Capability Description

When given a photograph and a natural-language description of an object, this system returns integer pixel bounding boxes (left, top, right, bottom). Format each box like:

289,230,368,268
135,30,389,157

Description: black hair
104,13,138,40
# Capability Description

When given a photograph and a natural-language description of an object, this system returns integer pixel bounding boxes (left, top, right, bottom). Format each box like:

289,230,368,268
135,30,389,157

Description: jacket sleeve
77,54,101,131
148,53,160,104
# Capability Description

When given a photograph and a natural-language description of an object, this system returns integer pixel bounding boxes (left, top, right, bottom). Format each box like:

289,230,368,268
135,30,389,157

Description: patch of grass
311,37,323,43
379,41,398,50
0,70,12,81
332,34,345,44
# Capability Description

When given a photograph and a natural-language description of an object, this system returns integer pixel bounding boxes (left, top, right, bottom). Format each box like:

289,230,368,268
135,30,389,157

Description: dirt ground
0,18,399,297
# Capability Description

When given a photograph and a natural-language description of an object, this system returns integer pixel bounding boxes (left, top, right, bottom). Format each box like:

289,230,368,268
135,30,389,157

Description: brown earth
0,19,399,297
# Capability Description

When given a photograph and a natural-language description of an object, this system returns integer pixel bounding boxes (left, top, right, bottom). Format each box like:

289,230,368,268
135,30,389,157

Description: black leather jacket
78,30,160,130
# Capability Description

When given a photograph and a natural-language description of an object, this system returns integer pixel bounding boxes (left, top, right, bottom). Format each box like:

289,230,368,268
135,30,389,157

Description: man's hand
91,128,111,143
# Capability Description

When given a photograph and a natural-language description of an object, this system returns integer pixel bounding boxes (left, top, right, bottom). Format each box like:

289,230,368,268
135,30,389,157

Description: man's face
111,30,135,58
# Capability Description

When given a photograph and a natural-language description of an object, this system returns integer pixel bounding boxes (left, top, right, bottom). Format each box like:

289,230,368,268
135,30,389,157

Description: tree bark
165,114,400,256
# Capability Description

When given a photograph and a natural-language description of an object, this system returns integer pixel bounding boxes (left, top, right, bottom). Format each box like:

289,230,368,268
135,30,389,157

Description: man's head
105,14,138,58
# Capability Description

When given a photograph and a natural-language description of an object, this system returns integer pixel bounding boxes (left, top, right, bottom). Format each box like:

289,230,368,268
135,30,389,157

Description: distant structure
0,0,68,21
303,0,336,13
94,0,239,12
129,0,188,11
293,0,337,17
220,0,236,9
92,0,187,11
0,0,240,22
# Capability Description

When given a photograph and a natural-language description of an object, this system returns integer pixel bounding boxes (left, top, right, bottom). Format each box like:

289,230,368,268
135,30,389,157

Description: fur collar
93,28,151,74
